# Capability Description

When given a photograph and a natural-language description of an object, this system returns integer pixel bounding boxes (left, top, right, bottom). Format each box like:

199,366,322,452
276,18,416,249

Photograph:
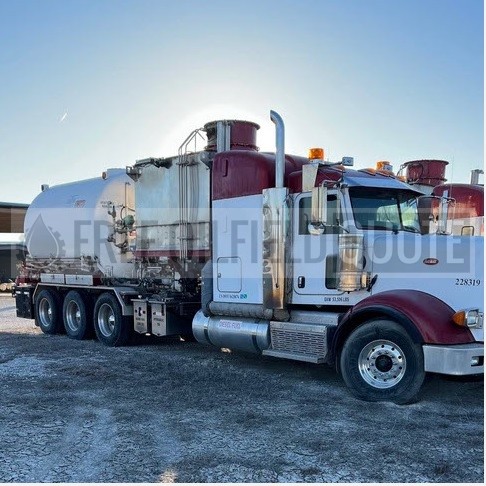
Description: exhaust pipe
470,169,484,185
270,110,285,188
263,111,290,318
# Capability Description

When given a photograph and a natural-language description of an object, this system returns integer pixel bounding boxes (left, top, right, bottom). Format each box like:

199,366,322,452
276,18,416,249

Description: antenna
449,155,454,185
449,156,455,228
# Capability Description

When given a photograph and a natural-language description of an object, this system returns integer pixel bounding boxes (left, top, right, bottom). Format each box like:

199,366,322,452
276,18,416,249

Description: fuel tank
192,310,270,354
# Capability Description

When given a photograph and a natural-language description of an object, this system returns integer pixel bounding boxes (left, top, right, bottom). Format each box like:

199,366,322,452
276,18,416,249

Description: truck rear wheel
34,289,62,335
93,293,130,347
63,290,93,340
340,319,425,404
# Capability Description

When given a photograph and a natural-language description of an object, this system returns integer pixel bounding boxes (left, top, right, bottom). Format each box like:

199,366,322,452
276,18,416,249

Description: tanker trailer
15,120,265,346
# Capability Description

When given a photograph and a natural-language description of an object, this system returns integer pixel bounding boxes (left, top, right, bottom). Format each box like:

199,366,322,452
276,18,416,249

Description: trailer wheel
340,319,425,404
34,289,62,334
93,293,130,347
63,291,93,340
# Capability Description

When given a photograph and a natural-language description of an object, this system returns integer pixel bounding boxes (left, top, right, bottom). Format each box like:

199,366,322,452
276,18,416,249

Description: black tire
62,290,93,340
340,319,425,404
93,292,130,347
34,289,63,334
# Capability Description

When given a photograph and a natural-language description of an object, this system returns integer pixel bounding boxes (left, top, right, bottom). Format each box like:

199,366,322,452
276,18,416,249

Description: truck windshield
349,187,421,232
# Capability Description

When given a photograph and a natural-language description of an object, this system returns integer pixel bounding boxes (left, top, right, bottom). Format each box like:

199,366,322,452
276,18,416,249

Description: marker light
308,148,325,161
452,309,482,328
376,161,393,172
341,156,354,166
452,310,466,326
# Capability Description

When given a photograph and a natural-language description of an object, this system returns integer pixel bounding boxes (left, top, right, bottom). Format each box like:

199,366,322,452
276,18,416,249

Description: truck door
292,192,344,300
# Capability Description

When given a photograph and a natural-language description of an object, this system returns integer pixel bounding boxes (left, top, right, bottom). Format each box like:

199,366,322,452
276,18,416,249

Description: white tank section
24,169,136,279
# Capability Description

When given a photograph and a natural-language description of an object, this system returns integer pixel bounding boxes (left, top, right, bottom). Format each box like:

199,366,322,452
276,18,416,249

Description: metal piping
270,110,285,188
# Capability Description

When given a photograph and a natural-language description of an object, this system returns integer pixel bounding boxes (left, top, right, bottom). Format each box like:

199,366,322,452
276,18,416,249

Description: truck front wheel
340,319,425,404
34,289,62,335
93,293,130,347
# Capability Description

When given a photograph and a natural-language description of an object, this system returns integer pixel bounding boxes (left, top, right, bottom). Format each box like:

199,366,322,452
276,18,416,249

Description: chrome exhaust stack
262,111,290,319
270,110,285,188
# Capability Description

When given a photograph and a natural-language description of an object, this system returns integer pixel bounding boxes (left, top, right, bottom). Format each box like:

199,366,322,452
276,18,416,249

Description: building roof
0,202,29,209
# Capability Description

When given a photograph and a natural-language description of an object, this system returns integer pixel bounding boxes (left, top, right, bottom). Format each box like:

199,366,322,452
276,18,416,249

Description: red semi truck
401,160,484,236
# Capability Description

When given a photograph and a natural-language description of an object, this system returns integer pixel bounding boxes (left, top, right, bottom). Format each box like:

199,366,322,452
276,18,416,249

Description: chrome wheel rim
66,300,82,332
98,303,116,337
358,339,406,389
39,298,53,327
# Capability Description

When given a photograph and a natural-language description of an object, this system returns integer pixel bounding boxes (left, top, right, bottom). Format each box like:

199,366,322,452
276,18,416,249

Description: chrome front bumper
423,343,484,375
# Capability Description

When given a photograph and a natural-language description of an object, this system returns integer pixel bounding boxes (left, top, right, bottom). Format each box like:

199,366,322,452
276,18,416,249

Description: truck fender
331,289,475,369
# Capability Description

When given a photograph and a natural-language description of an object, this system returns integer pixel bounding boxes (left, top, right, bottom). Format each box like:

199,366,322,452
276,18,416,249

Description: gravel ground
0,295,483,482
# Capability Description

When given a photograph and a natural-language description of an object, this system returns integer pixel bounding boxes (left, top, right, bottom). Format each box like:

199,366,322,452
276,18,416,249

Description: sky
0,0,483,204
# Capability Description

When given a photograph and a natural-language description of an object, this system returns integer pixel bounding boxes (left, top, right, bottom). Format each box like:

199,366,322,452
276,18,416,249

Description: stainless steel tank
133,156,211,259
24,168,135,279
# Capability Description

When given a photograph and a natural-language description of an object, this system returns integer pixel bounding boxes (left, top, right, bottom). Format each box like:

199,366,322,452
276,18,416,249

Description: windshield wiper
402,225,420,233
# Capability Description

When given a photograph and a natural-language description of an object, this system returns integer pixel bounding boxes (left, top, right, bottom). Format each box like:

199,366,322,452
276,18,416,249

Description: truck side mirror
417,196,435,234
311,185,328,226
437,195,452,234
